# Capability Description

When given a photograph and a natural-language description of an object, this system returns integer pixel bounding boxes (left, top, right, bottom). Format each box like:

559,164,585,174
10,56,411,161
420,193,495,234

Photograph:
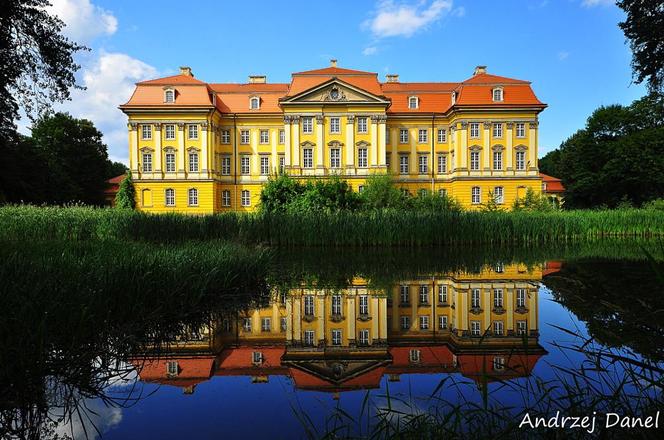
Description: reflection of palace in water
136,263,556,394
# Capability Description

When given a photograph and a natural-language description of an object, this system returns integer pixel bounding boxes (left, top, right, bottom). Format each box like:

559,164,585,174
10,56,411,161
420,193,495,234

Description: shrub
512,188,557,212
359,173,407,209
115,172,135,209
411,192,464,213
642,198,664,210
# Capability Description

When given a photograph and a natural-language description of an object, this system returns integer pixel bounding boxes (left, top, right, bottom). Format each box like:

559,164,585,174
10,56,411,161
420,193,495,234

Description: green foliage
618,0,664,93
106,161,128,179
512,188,557,212
643,198,664,211
540,93,664,208
359,173,407,209
480,191,504,212
410,192,464,213
115,172,136,209
260,174,360,213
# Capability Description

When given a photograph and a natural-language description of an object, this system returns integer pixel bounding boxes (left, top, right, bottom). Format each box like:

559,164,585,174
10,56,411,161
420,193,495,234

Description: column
483,288,491,331
506,287,514,332
201,122,208,177
272,302,279,335
177,123,185,177
529,289,537,330
454,288,461,335
483,122,491,171
252,310,260,336
129,123,138,174
506,123,514,171
378,116,386,168
379,297,387,342
345,115,355,170
460,122,468,170
315,114,324,172
371,296,379,340
461,289,468,332
286,298,293,343
390,127,397,173
370,115,378,167
528,121,538,171
317,295,325,344
293,296,302,342
347,295,356,343
252,130,259,175
292,116,300,168
271,129,278,173
284,116,292,167
154,123,162,173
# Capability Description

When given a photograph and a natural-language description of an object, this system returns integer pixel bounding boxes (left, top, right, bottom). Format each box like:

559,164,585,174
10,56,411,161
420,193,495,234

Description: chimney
473,65,487,76
179,66,193,77
248,75,267,84
330,59,337,67
386,74,400,83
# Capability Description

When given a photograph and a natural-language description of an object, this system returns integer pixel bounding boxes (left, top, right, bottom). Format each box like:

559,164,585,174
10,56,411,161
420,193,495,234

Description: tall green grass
1,205,662,246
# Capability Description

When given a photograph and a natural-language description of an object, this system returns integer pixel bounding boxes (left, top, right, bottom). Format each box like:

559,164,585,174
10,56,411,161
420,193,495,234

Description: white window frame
330,148,340,168
439,188,447,197
165,152,176,172
304,330,315,346
221,156,231,175
437,128,446,143
494,289,504,308
260,156,270,175
493,356,505,371
516,151,526,170
359,295,369,315
471,321,481,336
493,151,503,170
240,130,250,144
188,124,198,140
400,285,409,304
399,155,409,174
281,317,288,332
240,156,250,175
359,329,369,345
517,320,527,336
221,129,231,144
261,317,271,332
357,117,368,134
493,321,504,336
279,156,285,174
167,360,178,375
250,96,260,110
516,123,526,138
304,295,315,316
399,128,409,144
470,151,480,171
243,317,252,332
418,129,427,144
222,190,231,207
330,117,340,134
164,89,175,103
516,288,526,307
241,190,250,207
303,148,313,168
408,96,419,109
418,155,428,174
419,315,429,330
332,295,342,315
438,285,448,303
437,154,447,174
400,315,410,330
252,351,263,364
493,186,504,204
165,188,175,207
357,148,368,168
492,123,503,138
492,88,504,102
142,152,152,172
188,188,198,206
439,315,448,329
409,349,421,363
419,285,429,304
188,151,199,172
141,124,152,140
471,186,481,204
259,129,269,144
279,129,285,144
471,288,481,308
302,117,313,134
470,123,480,138
165,124,176,140
332,329,342,346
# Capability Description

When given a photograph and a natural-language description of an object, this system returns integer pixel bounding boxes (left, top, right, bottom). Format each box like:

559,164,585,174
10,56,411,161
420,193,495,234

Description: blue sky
42,0,646,163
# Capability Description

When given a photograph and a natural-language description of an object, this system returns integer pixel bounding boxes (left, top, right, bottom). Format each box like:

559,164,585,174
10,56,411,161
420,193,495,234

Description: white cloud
452,6,466,17
558,51,570,60
48,0,118,44
581,0,615,7
364,0,454,38
59,52,159,164
363,46,378,55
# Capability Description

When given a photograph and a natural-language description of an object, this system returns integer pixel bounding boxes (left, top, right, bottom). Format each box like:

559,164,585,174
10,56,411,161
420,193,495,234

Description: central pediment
280,78,391,106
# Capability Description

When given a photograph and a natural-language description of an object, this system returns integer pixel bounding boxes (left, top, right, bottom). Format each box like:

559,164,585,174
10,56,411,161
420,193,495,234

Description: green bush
115,171,135,209
642,198,664,210
512,188,558,212
359,173,407,209
260,174,360,213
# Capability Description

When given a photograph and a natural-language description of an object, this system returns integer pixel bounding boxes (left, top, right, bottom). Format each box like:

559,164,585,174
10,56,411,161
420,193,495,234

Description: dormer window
451,91,457,105
250,96,260,110
164,88,175,103
408,96,419,109
492,88,504,102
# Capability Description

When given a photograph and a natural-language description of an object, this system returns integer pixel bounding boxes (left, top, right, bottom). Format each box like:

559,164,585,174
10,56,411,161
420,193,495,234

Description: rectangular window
470,151,480,171
330,148,340,168
419,285,429,304
400,285,409,304
304,295,315,316
302,117,313,134
240,156,250,175
260,129,269,144
399,155,409,174
494,289,504,308
386,152,391,167
471,321,481,336
517,320,527,336
332,295,342,315
165,124,175,140
493,186,504,204
222,190,231,207
240,130,250,144
419,315,429,330
471,288,481,308
260,156,270,175
439,315,448,329
493,321,504,336
493,356,505,371
516,123,526,138
279,129,285,144
438,285,448,303
418,155,428,174
241,190,250,207
221,129,230,144
437,128,446,143
303,148,313,168
470,123,480,138
165,189,175,206
409,349,421,363
332,329,342,346
142,153,152,172
261,317,271,332
243,317,252,332
437,155,447,174
516,151,526,170
399,128,408,143
400,316,410,330
359,295,369,315
493,123,503,138
471,186,481,204
357,117,367,133
165,152,176,172
439,188,447,197
358,148,368,168
493,151,503,170
359,329,369,345
279,156,285,174
188,151,199,172
418,129,428,143
281,317,288,332
188,124,198,140
221,156,231,175
385,127,390,143
141,124,152,140
167,361,178,375
304,330,315,346
188,188,198,206
516,288,526,307
330,117,340,134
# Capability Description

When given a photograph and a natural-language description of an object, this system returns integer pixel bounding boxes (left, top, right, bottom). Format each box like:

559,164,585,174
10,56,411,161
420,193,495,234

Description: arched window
165,188,175,206
188,151,199,172
188,188,198,206
492,88,503,102
408,96,419,109
164,89,175,103
250,96,260,110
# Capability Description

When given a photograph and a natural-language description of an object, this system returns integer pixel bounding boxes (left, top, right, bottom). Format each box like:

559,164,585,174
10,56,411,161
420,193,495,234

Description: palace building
120,61,547,213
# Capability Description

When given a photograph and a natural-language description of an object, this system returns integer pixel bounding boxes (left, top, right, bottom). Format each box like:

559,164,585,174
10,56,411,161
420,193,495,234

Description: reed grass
1,205,662,247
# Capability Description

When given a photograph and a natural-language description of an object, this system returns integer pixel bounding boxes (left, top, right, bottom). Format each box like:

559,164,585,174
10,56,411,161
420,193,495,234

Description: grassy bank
1,205,662,246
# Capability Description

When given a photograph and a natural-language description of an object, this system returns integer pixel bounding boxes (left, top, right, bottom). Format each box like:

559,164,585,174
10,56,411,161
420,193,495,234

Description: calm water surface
2,245,663,439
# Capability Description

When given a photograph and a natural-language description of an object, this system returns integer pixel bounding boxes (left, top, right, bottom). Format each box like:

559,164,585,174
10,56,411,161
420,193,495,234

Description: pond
1,242,662,439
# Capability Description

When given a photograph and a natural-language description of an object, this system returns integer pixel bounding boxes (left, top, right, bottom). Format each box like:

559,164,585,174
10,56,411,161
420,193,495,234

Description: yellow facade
121,64,546,213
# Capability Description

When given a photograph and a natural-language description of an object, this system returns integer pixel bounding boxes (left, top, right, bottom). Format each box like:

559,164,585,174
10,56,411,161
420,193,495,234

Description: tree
359,174,407,209
31,113,110,205
618,0,664,93
115,172,135,209
0,0,85,143
106,161,128,179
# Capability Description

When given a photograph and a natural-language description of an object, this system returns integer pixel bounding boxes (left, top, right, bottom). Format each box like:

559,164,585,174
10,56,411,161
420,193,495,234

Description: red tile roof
292,66,377,76
540,173,565,193
138,74,207,85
